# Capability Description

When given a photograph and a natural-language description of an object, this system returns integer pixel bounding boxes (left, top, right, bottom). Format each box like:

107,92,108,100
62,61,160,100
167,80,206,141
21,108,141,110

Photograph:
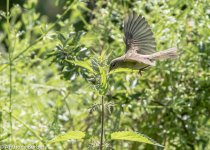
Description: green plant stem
3,108,48,148
9,112,48,149
6,0,13,142
100,95,104,150
63,91,80,149
9,59,12,140
10,113,43,142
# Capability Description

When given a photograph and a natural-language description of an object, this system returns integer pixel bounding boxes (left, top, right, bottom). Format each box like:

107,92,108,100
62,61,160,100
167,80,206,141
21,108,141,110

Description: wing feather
124,12,156,55
130,14,143,34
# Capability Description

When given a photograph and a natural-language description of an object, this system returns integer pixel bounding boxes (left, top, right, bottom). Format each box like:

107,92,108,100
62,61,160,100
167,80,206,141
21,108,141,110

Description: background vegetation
0,0,210,149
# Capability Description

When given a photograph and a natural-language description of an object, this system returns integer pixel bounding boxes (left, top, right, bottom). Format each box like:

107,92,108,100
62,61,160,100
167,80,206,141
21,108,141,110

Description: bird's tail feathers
150,47,178,60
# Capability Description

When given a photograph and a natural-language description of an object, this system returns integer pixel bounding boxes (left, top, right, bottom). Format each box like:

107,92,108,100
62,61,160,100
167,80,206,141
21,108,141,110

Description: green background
0,0,210,149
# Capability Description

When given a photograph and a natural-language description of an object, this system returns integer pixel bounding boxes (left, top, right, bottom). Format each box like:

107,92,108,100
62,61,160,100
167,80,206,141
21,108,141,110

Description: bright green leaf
66,59,95,74
111,131,164,147
0,133,11,141
99,66,108,95
48,131,85,144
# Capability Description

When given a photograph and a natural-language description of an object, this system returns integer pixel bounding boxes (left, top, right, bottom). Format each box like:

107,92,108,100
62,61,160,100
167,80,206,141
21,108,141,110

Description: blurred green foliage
0,0,210,149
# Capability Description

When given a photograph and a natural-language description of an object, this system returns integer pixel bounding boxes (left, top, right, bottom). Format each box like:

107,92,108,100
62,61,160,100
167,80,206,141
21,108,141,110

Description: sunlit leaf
0,64,8,72
0,133,11,141
111,131,164,147
99,66,108,95
48,131,85,144
66,59,95,74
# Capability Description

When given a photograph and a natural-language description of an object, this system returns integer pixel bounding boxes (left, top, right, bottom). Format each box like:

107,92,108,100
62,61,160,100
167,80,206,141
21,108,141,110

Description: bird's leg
138,65,150,75
138,70,142,75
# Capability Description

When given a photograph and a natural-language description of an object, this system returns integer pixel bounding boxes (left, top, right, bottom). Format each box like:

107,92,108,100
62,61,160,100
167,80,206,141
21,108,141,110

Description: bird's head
109,59,121,72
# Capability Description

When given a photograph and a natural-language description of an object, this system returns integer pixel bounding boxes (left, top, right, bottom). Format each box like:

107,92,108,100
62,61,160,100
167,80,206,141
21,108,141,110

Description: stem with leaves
100,95,105,150
6,0,13,142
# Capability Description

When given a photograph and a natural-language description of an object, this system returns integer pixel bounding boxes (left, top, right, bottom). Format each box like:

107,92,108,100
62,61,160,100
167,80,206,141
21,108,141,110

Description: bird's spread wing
124,11,156,55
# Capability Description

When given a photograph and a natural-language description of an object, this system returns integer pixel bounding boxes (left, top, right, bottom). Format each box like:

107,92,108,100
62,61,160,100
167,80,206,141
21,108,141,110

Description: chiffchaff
109,12,177,73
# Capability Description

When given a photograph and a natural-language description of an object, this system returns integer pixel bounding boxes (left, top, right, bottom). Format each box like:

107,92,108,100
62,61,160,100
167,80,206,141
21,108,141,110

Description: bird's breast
120,61,147,70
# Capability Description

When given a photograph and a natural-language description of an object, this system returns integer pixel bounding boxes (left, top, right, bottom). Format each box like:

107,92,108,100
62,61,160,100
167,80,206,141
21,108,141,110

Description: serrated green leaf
73,31,84,43
48,131,85,144
99,67,107,87
111,131,164,147
0,64,8,72
58,33,66,44
99,66,108,95
66,59,95,74
56,44,63,51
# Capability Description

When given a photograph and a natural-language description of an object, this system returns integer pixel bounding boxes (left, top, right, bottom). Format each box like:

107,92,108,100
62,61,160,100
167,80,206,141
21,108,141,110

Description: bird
109,11,177,73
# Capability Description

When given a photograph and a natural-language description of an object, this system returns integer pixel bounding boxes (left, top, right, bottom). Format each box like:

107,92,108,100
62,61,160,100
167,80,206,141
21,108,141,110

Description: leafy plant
0,0,210,149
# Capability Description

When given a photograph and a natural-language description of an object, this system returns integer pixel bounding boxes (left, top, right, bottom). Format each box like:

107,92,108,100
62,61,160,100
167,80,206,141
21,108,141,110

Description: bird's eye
112,63,116,67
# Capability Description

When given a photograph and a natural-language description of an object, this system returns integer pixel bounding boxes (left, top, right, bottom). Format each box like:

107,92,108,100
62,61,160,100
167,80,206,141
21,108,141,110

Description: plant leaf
99,66,108,95
48,131,85,144
66,59,95,74
73,31,84,43
0,133,11,141
58,33,66,45
111,131,164,147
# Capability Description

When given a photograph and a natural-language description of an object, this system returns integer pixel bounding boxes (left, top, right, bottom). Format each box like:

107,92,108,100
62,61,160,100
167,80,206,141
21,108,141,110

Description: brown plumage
109,12,177,72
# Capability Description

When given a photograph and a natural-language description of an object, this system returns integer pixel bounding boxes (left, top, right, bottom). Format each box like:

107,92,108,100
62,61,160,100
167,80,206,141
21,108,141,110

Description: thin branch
6,0,13,142
100,95,105,150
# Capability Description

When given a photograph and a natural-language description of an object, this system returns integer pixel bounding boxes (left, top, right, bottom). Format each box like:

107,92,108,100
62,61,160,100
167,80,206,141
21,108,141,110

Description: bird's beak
108,66,111,73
